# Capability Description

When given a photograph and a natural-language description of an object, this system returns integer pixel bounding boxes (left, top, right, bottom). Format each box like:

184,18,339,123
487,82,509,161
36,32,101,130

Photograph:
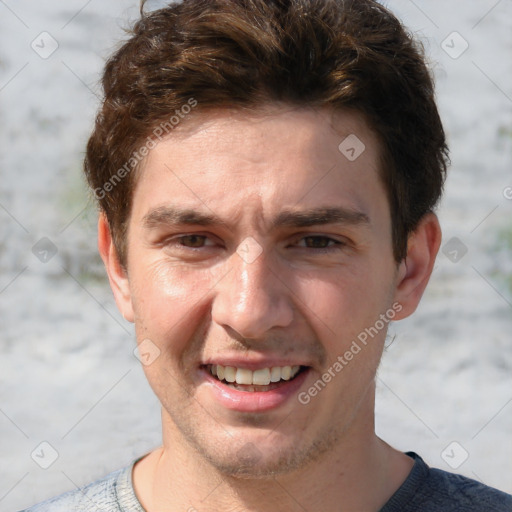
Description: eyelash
170,234,216,249
292,235,344,251
164,234,345,253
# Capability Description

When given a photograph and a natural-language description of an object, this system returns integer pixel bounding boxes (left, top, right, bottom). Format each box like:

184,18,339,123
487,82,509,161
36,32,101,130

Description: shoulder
424,465,512,511
18,462,143,512
383,452,512,512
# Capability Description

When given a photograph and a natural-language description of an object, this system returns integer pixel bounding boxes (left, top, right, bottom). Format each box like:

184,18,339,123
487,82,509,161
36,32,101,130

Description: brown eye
178,235,208,247
302,236,337,249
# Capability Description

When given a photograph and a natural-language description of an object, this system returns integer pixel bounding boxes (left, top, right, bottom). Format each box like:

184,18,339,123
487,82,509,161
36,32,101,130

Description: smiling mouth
204,364,308,392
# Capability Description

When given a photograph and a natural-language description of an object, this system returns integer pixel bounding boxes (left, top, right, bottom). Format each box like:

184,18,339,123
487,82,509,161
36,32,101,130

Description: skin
99,105,441,511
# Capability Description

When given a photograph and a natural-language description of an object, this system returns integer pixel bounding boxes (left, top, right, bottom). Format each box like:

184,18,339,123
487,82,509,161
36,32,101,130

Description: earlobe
97,213,135,323
393,213,442,320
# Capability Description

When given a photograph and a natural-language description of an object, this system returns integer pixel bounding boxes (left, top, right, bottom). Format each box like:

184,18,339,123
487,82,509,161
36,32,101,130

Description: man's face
121,106,403,476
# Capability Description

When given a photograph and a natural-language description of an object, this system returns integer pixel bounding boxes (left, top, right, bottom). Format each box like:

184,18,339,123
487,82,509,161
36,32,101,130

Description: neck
133,405,413,512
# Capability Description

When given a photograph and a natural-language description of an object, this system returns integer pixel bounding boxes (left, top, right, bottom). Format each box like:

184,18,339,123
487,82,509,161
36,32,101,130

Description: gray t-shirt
19,452,512,511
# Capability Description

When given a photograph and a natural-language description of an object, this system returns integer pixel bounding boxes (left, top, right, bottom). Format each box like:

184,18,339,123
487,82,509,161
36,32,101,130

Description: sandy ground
0,1,511,510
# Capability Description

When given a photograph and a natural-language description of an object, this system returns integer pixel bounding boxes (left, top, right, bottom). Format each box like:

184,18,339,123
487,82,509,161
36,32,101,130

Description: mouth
204,364,307,393
198,359,312,412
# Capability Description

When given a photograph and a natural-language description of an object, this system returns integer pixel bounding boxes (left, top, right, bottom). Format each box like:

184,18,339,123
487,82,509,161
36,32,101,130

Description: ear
393,212,441,320
97,212,134,322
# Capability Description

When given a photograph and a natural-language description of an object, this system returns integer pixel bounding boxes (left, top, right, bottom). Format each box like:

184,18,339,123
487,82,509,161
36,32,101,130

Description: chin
197,427,340,480
205,449,304,479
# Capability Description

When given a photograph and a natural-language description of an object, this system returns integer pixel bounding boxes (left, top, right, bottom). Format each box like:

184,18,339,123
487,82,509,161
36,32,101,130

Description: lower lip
200,368,310,413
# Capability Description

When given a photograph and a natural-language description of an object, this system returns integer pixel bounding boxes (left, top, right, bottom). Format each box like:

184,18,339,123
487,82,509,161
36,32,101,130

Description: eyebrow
273,207,370,228
143,207,221,229
142,206,370,230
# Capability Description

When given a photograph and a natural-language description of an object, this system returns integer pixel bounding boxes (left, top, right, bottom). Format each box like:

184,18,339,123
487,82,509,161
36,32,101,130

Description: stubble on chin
163,399,348,480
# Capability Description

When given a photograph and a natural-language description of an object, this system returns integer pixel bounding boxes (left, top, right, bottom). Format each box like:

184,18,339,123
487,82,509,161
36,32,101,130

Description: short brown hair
84,0,449,266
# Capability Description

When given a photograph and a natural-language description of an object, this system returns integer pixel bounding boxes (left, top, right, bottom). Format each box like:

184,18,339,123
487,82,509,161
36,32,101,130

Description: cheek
294,262,395,356
130,258,217,352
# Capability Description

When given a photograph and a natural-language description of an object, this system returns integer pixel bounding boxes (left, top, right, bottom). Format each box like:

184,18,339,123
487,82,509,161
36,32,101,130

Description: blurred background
0,1,511,510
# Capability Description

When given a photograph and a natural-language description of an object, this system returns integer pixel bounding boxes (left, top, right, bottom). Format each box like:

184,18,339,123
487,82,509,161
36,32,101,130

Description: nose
211,245,294,340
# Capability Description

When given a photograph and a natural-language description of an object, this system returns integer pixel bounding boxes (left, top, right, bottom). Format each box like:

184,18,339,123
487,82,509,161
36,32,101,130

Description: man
22,0,512,510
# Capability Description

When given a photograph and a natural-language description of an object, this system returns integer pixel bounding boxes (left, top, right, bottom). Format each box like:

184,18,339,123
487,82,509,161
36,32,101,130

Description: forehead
131,105,387,228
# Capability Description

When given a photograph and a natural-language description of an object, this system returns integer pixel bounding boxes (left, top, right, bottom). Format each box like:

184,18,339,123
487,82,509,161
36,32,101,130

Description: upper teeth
209,364,301,385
